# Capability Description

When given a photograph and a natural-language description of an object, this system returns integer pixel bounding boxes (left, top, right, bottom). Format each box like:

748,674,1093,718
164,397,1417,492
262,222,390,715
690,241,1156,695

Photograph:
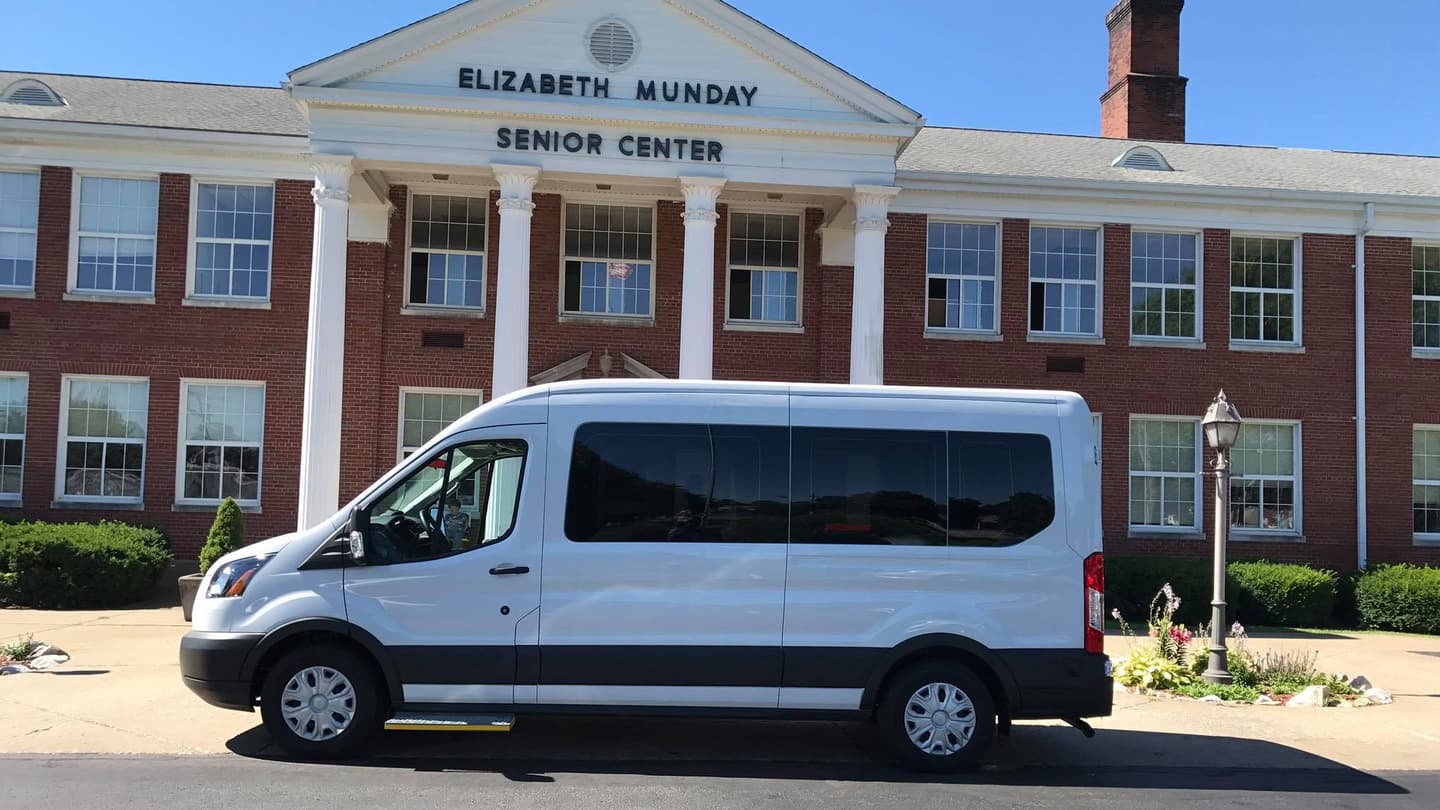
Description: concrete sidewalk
2,607,1438,771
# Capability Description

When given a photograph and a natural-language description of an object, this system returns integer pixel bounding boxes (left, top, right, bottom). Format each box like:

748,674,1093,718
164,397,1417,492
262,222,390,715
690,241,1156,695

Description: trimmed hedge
1356,565,1440,635
1107,556,1338,629
0,522,171,609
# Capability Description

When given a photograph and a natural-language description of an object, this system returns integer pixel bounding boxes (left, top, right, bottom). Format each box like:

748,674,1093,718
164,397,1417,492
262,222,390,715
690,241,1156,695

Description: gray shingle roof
900,127,1440,200
0,72,307,137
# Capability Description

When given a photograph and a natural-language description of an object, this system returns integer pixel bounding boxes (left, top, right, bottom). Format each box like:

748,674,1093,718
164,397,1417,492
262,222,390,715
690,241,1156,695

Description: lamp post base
1202,641,1233,685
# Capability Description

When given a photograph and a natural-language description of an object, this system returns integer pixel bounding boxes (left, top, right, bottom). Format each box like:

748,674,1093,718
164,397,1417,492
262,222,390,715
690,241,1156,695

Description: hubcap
280,665,357,742
903,682,977,756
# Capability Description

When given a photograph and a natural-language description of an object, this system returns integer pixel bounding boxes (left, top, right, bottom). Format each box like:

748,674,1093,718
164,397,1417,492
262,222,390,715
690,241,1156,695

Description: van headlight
205,555,272,599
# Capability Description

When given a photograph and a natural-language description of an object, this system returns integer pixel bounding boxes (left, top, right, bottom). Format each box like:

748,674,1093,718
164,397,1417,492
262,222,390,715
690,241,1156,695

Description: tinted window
949,432,1055,546
566,423,789,542
791,428,947,546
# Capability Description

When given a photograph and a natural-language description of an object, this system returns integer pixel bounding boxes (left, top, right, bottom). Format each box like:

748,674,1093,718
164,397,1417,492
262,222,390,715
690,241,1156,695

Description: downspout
1357,202,1375,570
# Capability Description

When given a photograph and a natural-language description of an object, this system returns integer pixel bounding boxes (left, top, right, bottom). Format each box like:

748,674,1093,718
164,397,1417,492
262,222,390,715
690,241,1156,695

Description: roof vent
587,19,637,71
0,79,64,107
1111,145,1172,172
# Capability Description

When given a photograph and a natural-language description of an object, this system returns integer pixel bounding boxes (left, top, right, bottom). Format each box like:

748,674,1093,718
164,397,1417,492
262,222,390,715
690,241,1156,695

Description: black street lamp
1201,390,1242,684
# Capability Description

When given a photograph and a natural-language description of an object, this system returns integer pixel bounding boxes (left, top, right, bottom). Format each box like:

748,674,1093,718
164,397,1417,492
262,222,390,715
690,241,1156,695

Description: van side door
341,423,545,706
537,391,789,709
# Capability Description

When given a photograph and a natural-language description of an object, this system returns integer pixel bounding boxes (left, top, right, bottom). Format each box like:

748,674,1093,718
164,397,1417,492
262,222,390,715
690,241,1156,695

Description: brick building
1,0,1437,568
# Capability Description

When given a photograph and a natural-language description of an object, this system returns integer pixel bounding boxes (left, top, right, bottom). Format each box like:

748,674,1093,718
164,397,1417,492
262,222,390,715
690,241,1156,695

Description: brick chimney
1100,0,1188,142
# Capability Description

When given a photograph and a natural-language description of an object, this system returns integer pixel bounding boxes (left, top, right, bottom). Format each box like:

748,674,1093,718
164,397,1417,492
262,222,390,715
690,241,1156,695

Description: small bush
199,498,246,575
1106,557,1217,627
1173,682,1261,702
1113,646,1196,691
1355,565,1440,635
0,522,171,609
1229,561,1338,628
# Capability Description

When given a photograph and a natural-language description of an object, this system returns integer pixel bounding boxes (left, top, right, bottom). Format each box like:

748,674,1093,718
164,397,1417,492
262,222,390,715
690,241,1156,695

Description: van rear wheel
876,661,996,772
260,644,383,760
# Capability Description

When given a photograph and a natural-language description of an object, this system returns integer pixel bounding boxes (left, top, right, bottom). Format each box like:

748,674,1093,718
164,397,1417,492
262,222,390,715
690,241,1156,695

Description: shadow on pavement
226,716,1406,795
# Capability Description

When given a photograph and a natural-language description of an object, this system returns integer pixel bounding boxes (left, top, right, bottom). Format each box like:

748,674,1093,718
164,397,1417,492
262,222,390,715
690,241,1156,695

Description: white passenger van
181,380,1110,771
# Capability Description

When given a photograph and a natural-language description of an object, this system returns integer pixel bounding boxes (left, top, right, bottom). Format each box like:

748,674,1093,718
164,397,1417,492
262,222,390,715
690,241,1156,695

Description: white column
849,185,901,385
678,177,726,380
491,165,541,399
297,158,353,531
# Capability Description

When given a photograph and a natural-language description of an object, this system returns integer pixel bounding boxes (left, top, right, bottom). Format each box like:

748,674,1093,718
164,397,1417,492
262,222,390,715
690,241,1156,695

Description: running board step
384,713,514,732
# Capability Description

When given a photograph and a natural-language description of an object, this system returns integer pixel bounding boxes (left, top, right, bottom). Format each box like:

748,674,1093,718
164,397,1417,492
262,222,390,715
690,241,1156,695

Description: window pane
566,423,790,543
791,427,946,547
400,391,481,454
927,222,998,331
950,432,1055,545
566,203,653,262
1030,227,1099,335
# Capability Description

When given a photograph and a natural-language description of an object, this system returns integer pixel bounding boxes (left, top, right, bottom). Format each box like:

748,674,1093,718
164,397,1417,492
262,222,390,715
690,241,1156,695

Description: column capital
679,176,725,218
492,164,541,195
311,156,354,207
853,184,900,232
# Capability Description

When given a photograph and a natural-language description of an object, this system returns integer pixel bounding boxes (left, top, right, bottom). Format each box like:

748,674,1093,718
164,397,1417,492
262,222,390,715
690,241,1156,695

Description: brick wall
0,170,311,557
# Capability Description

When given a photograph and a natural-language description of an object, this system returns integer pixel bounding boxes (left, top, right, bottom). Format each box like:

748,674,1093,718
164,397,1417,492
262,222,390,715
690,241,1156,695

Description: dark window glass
791,427,946,546
728,268,752,320
949,432,1055,546
566,423,789,542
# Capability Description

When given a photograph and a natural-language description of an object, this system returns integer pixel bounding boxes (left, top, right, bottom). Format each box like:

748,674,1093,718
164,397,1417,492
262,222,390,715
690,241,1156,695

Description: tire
260,644,384,760
875,660,997,773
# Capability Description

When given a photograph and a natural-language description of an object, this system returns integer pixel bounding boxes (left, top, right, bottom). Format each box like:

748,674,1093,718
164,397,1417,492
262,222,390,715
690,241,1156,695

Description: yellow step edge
384,722,512,732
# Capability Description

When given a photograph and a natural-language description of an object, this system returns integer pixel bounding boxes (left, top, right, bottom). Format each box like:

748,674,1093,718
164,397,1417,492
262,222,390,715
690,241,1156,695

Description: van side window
791,428,947,547
949,432,1055,546
565,423,789,542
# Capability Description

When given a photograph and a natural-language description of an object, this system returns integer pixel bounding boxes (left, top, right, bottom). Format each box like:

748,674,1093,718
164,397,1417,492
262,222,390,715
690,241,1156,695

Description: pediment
289,0,921,128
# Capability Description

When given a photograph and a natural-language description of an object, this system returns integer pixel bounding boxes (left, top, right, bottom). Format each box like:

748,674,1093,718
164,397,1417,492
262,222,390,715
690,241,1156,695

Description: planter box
178,573,203,622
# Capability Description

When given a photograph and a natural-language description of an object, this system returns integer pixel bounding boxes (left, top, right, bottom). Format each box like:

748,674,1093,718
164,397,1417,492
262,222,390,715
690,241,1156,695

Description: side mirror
348,530,367,565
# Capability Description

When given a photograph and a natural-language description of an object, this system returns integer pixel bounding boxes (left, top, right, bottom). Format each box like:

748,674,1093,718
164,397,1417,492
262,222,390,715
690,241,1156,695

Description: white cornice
0,117,308,154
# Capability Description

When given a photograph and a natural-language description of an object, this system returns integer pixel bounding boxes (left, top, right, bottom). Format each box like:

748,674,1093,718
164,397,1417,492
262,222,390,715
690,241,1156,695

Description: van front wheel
260,644,383,760
876,661,996,772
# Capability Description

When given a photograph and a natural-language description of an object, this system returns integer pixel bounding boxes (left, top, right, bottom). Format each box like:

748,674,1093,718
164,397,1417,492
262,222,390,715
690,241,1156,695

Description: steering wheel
385,513,428,557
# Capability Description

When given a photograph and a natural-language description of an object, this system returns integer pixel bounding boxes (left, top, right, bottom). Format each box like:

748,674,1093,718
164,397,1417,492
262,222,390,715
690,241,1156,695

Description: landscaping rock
1285,685,1330,707
1348,675,1373,691
1351,697,1372,708
1254,695,1280,705
1196,694,1222,703
1363,688,1394,705
0,664,29,675
28,653,69,670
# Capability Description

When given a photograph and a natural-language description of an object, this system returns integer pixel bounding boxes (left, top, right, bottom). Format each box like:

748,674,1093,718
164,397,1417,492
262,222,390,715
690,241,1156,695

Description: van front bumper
179,631,263,712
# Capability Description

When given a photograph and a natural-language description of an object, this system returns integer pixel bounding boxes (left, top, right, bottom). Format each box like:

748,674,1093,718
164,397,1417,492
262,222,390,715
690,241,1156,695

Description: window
408,194,486,310
1029,226,1099,335
1131,231,1199,339
562,203,653,317
193,183,274,299
927,221,998,332
1414,428,1440,538
1230,236,1297,344
566,423,789,542
0,171,39,291
792,428,948,547
1128,418,1201,531
178,382,264,504
949,431,1056,546
728,212,800,324
58,377,148,502
1230,422,1300,533
399,390,482,460
74,176,158,295
364,439,528,564
0,374,27,498
1413,245,1440,350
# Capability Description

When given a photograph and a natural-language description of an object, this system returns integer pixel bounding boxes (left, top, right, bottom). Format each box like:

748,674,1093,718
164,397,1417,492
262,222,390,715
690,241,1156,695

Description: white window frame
925,218,1002,336
174,379,266,508
0,168,40,296
54,374,149,505
67,173,160,302
1129,228,1203,343
724,208,805,330
1229,419,1303,537
403,189,490,315
559,198,657,321
396,387,485,462
1412,244,1440,354
1413,425,1440,543
1229,233,1302,349
185,178,276,308
1027,223,1104,339
0,371,28,503
1127,416,1203,534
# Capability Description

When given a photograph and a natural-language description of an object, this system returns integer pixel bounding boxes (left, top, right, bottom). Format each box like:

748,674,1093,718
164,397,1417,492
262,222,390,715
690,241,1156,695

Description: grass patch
1173,682,1261,702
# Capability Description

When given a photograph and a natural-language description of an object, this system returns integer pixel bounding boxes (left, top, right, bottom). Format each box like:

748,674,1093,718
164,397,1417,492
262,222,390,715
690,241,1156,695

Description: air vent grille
1,80,64,107
421,331,465,349
1111,146,1173,172
588,21,637,70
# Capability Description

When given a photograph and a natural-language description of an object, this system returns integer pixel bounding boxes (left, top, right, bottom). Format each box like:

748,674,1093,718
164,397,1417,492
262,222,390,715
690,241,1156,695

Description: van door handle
489,564,530,576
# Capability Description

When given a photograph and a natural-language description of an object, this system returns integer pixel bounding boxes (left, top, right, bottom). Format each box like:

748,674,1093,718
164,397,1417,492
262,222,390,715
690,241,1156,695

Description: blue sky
7,0,1437,156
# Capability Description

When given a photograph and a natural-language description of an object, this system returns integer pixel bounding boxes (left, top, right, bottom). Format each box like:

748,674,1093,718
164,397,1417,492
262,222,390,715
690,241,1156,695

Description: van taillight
1084,552,1104,655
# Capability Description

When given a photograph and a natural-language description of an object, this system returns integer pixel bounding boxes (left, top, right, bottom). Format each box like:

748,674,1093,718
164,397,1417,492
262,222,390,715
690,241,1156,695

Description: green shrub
1355,565,1440,635
0,522,171,609
1113,646,1197,691
1105,556,1218,627
1173,682,1260,702
1229,561,1338,628
199,498,245,575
